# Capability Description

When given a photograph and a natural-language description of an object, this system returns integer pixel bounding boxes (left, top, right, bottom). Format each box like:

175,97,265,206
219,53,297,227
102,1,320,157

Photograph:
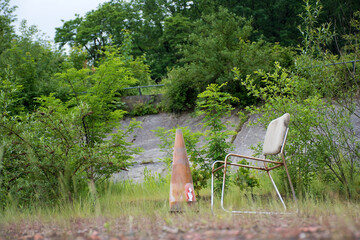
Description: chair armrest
225,153,283,165
211,160,225,173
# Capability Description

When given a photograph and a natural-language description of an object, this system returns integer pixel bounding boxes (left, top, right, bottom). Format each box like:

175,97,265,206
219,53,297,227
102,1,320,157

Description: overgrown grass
0,170,359,232
0,172,169,224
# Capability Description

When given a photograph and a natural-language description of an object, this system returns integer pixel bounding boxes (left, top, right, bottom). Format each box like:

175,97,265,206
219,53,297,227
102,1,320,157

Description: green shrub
0,44,147,206
239,62,360,199
155,83,242,196
232,159,260,195
163,67,200,112
162,8,295,112
129,96,160,116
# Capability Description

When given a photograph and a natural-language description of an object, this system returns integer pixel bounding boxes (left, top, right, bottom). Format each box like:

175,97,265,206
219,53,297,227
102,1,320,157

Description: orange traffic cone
169,129,196,212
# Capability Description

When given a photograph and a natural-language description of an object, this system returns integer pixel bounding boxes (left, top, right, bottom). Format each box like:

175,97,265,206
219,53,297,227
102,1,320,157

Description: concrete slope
113,104,360,183
112,111,266,182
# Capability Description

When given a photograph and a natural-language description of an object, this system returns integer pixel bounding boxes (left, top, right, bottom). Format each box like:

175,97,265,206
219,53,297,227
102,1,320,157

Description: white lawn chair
211,113,297,214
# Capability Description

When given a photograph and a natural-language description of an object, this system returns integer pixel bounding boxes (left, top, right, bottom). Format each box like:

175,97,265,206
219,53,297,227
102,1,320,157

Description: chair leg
267,170,287,211
212,157,295,214
211,156,232,214
220,154,231,213
263,161,286,211
220,165,286,214
211,160,225,214
281,154,297,202
281,154,298,212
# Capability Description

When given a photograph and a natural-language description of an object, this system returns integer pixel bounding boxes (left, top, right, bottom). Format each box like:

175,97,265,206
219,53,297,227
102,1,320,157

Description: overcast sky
11,0,109,41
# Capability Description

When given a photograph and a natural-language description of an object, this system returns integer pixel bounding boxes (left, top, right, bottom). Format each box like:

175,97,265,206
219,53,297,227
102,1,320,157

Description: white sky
11,0,110,41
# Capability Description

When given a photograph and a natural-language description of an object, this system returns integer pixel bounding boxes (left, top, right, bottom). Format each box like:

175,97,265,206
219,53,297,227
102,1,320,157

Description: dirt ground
1,211,359,240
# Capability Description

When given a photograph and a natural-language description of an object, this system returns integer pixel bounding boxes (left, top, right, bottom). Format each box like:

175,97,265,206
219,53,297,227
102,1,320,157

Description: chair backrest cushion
262,113,290,156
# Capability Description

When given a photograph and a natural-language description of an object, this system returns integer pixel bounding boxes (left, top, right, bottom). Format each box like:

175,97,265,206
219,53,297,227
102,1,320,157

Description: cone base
169,201,197,213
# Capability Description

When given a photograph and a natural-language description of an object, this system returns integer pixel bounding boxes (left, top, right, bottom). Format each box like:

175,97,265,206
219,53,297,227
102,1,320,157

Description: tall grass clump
99,169,170,217
0,169,171,225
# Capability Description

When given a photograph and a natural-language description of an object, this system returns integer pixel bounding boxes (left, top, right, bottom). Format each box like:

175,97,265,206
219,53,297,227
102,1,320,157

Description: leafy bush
155,83,242,196
129,96,160,117
239,62,360,198
0,21,66,111
0,44,147,206
232,159,260,195
235,1,360,200
162,7,295,112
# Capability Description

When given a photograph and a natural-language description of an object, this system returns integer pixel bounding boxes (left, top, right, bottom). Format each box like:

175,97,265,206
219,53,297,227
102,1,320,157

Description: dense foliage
0,22,66,111
0,6,149,205
0,0,16,55
163,8,294,112
54,0,360,81
237,3,360,199
52,0,360,111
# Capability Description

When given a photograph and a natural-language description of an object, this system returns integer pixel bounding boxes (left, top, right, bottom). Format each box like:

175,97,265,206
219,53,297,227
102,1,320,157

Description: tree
163,7,294,112
0,0,16,55
298,0,335,58
220,0,303,46
162,8,252,112
55,1,141,64
0,21,66,111
54,14,83,49
144,14,192,81
55,0,200,81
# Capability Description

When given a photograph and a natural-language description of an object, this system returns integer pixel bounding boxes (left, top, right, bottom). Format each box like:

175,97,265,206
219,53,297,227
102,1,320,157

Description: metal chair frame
211,119,297,214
